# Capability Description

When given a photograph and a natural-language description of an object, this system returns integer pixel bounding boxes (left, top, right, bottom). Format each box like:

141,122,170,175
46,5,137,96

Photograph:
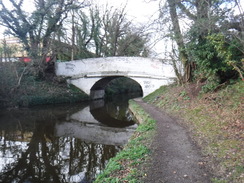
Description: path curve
134,98,211,183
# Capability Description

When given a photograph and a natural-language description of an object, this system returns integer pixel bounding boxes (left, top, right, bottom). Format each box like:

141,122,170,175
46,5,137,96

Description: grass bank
144,80,243,183
0,62,89,108
94,100,156,183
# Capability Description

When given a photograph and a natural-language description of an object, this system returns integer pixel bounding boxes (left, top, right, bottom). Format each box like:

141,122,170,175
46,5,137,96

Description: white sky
1,0,243,36
95,0,159,23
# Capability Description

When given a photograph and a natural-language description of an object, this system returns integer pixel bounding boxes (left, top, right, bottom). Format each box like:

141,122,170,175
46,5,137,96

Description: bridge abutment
90,89,105,100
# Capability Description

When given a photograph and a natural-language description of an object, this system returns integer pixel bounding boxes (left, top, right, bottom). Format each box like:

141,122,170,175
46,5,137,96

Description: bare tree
0,0,88,78
69,4,150,58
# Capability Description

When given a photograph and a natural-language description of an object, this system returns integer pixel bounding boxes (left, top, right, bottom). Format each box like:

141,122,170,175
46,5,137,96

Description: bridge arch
90,76,143,99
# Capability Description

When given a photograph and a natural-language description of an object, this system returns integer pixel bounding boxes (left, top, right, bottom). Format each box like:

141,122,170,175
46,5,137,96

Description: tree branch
177,2,197,21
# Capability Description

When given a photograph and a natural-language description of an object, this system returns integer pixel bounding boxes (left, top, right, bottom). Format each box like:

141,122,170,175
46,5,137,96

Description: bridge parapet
56,57,175,78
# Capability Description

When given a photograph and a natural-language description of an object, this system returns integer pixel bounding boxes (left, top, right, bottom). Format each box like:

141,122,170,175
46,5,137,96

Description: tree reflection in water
0,105,121,183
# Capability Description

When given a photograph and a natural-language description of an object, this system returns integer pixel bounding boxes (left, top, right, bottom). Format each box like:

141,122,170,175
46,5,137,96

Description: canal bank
0,62,90,109
0,78,89,108
94,80,243,183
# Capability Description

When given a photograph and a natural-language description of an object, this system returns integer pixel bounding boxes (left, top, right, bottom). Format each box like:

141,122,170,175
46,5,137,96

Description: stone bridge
55,57,176,99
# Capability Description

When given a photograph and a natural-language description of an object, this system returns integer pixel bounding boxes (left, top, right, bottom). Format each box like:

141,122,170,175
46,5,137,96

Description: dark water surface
0,94,139,183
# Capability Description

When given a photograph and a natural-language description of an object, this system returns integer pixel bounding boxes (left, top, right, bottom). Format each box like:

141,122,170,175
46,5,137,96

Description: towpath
134,98,212,183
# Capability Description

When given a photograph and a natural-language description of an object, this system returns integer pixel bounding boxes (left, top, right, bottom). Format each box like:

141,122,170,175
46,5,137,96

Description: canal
0,94,140,183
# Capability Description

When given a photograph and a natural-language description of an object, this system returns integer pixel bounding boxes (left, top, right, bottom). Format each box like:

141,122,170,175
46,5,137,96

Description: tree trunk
71,11,75,60
167,0,191,82
196,0,210,40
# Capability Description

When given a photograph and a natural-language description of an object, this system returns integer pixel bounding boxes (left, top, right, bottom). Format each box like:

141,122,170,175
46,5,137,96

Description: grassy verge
0,62,89,108
144,81,243,183
94,100,156,183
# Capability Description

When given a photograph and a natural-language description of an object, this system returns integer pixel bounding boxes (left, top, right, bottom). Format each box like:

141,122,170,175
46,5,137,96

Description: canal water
0,94,139,183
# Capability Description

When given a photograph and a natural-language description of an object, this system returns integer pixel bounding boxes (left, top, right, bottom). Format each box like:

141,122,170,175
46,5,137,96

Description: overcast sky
95,0,159,23
0,0,243,57
0,0,160,38
1,0,243,37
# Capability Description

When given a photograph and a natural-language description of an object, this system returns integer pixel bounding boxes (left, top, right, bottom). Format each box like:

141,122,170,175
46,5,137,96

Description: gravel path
134,99,212,183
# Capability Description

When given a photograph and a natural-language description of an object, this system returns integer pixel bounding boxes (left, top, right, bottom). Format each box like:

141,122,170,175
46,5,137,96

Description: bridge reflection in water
0,96,137,183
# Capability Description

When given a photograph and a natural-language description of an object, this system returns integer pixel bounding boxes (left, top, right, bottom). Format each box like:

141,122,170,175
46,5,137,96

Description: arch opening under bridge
90,76,143,99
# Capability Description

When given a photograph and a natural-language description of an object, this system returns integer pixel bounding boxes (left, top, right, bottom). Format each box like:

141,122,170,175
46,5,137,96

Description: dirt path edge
133,98,212,183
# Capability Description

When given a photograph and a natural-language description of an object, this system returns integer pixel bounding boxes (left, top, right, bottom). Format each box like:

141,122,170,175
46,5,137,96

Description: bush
186,32,243,84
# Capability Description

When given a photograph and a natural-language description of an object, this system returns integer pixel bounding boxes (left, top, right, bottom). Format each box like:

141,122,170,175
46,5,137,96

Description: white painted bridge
55,57,176,99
